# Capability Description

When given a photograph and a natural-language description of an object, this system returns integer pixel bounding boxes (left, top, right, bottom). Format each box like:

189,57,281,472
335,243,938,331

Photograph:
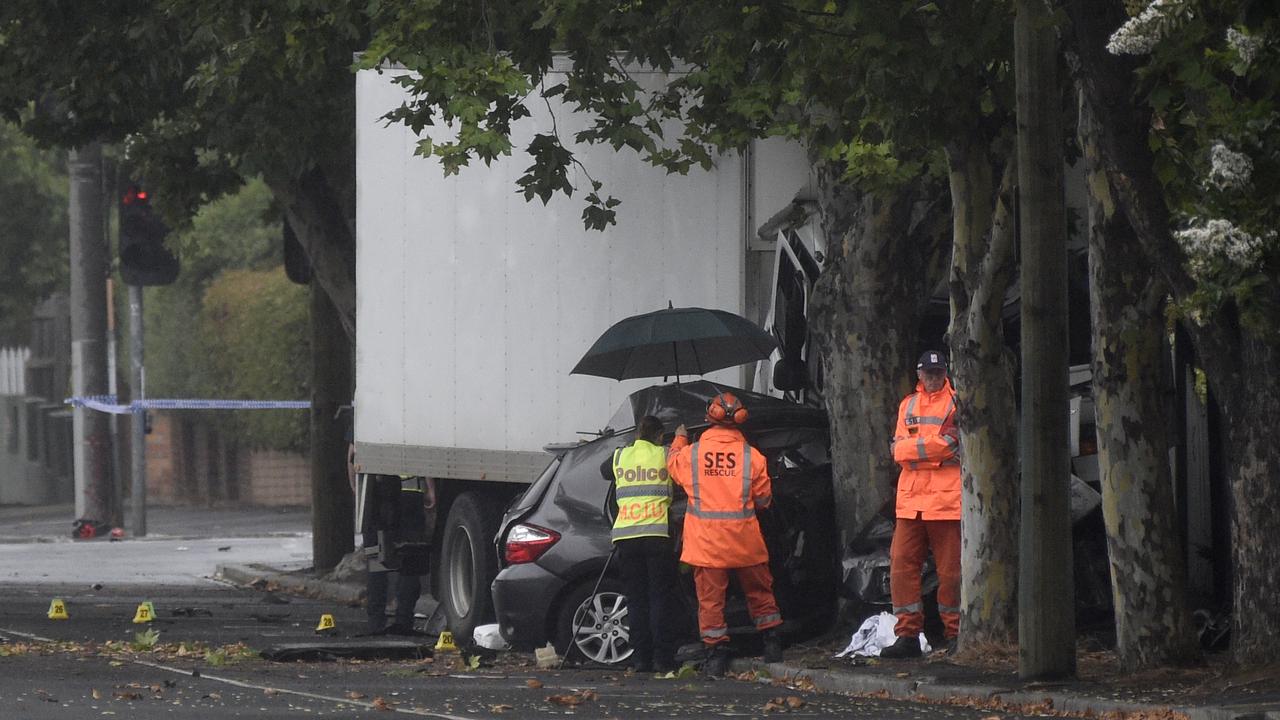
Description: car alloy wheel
569,590,633,665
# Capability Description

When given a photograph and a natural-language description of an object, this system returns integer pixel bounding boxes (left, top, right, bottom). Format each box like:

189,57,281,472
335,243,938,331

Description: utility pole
1015,0,1075,680
128,285,147,537
69,143,113,526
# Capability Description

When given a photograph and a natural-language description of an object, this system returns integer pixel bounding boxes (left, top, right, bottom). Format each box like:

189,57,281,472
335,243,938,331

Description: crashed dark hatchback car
490,381,838,664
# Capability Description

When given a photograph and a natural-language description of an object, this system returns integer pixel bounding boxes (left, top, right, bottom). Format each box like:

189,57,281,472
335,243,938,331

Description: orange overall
668,426,782,645
890,379,961,640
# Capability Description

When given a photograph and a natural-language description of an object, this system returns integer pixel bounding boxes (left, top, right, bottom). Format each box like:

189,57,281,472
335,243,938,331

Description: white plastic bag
472,623,511,650
836,612,931,657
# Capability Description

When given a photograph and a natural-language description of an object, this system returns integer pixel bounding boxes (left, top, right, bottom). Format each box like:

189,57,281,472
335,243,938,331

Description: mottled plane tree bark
1079,99,1199,672
809,166,951,543
945,135,1019,646
1059,0,1280,665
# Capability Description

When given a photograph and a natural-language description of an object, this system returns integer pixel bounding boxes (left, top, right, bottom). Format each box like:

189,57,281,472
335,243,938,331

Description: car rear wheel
555,579,633,666
438,493,498,642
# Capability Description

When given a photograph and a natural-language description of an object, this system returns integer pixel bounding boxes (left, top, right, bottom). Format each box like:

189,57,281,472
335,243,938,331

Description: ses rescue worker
667,392,783,677
600,415,678,673
882,350,961,658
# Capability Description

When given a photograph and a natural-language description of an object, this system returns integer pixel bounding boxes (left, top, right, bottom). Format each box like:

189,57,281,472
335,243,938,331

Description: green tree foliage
195,269,310,450
0,1,365,334
146,180,308,451
362,1,1013,219
1109,0,1279,338
0,121,67,341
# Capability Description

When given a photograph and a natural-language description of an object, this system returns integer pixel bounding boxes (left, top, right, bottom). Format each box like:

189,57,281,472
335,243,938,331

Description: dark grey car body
491,381,837,661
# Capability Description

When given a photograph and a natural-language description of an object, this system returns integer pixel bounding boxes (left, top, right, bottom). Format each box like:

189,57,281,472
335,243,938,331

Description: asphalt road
0,509,1058,718
0,582,1053,719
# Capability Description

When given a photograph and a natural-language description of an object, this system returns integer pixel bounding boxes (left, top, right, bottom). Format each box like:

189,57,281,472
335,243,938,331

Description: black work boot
762,630,784,663
703,645,731,677
879,635,922,659
628,654,654,673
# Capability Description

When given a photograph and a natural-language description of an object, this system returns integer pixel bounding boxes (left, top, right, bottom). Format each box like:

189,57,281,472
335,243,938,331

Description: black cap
917,350,946,370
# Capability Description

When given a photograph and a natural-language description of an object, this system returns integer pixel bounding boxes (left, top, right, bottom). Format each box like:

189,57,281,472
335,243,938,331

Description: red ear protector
706,392,748,426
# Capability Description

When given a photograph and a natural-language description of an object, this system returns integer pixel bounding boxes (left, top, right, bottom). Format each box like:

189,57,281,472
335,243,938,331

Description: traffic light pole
128,284,147,538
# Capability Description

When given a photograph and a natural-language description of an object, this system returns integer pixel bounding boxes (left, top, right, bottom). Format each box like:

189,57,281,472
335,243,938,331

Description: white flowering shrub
1226,27,1264,66
1206,142,1253,191
1107,0,1195,56
1118,0,1280,339
1174,218,1270,280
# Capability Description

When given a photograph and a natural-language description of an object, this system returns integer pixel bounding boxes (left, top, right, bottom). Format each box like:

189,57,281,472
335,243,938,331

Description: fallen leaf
547,689,598,706
790,676,817,692
490,704,514,713
263,688,279,697
786,696,805,709
346,691,367,700
92,688,102,700
763,697,786,712
371,696,392,711
895,671,910,678
113,691,142,701
525,679,543,689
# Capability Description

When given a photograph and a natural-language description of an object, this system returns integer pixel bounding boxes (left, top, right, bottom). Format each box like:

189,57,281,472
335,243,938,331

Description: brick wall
244,449,310,506
144,412,309,507
144,412,181,505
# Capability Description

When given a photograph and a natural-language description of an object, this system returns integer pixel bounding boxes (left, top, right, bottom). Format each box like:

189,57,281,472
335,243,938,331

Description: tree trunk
310,281,354,571
267,154,357,571
809,162,950,550
946,137,1020,646
1016,0,1074,679
1221,339,1280,663
1058,0,1280,666
1081,100,1199,672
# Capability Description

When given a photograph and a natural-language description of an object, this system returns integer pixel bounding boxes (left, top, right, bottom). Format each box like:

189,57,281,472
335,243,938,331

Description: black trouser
616,535,678,664
367,570,422,632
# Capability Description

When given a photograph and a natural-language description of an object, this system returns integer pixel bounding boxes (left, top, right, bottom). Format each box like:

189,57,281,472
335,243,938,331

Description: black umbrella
570,306,778,381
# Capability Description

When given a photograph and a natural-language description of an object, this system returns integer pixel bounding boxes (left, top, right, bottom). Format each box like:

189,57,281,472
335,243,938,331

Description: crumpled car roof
603,380,826,435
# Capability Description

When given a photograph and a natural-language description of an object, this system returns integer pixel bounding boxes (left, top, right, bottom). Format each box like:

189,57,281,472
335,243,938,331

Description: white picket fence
0,346,29,396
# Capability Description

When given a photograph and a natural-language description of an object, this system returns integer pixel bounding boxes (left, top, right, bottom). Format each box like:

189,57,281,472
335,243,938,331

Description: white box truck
353,66,813,639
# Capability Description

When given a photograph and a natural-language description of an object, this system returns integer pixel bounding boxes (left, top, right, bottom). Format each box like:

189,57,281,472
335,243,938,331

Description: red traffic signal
122,185,150,206
118,181,178,286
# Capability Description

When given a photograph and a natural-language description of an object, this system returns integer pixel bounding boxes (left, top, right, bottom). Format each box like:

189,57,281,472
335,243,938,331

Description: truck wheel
555,578,633,666
438,493,498,642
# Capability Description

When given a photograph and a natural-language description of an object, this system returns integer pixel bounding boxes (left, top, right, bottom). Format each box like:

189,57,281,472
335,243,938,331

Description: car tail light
503,523,560,564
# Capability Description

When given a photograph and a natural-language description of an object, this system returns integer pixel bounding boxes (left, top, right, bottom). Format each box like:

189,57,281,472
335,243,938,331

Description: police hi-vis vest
611,440,672,541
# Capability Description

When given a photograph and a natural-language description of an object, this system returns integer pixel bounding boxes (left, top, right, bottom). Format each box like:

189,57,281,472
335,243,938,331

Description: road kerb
734,659,1255,720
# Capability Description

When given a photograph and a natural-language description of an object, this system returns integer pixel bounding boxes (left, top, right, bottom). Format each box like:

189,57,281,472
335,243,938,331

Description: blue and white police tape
67,395,310,414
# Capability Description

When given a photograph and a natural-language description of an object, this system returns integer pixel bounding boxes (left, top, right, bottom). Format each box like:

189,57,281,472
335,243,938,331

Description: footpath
216,560,1280,720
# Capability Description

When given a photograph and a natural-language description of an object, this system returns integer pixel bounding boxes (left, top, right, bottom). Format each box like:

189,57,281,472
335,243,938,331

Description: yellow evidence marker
434,631,458,652
132,601,155,624
47,598,69,620
315,614,336,632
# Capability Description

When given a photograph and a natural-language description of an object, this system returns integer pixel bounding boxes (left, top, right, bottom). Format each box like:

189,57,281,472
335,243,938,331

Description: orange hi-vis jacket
891,378,961,520
668,426,772,569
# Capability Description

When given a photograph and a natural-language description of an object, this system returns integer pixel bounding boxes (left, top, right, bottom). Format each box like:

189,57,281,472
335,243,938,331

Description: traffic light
118,183,179,286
